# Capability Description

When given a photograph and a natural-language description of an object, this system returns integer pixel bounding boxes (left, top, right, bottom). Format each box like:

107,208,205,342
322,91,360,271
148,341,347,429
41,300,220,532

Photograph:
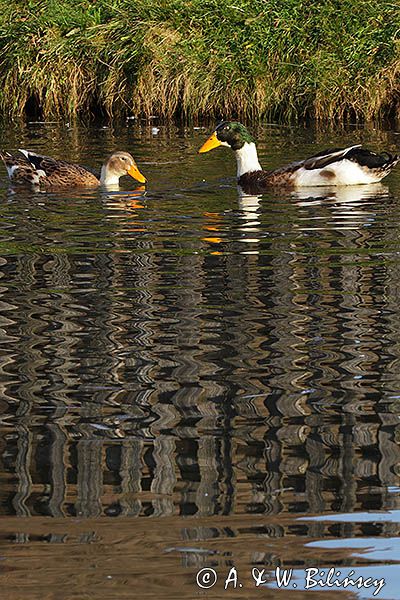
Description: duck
0,149,146,189
199,122,400,190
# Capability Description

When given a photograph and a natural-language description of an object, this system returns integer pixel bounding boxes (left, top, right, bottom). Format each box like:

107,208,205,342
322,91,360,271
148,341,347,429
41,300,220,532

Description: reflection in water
0,181,400,519
237,190,262,248
0,123,400,598
291,182,389,203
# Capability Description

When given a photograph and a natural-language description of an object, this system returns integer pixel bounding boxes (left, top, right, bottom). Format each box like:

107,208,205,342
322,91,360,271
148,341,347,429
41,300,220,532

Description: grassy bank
0,0,399,123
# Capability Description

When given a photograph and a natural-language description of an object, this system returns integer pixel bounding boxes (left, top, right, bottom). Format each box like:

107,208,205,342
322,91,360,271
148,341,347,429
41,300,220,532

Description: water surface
0,121,400,599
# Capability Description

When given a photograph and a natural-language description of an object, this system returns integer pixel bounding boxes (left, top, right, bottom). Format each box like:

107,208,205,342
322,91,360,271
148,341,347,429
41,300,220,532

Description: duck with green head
199,122,399,190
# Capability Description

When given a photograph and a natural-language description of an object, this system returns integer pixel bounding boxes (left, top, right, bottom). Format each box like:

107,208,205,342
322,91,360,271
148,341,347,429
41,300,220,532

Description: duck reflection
290,182,389,205
289,183,390,233
237,189,263,247
2,169,400,522
203,181,391,254
101,185,147,209
239,180,390,205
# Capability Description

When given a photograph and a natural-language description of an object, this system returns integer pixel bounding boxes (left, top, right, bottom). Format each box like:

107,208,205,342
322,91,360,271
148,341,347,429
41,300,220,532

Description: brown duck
199,122,400,190
0,149,146,189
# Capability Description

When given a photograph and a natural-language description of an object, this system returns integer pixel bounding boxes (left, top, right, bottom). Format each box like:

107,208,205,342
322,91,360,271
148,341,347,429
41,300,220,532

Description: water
0,121,400,599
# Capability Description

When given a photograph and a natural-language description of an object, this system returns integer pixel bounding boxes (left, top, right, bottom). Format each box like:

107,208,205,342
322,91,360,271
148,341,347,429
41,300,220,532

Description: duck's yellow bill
198,131,221,153
128,164,147,184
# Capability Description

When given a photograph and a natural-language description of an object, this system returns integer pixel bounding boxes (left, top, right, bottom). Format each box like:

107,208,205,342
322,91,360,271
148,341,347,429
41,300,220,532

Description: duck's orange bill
128,164,147,183
198,131,222,153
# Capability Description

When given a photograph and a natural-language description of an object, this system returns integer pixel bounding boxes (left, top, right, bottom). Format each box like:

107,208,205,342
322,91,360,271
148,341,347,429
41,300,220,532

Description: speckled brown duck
199,122,399,191
0,149,146,189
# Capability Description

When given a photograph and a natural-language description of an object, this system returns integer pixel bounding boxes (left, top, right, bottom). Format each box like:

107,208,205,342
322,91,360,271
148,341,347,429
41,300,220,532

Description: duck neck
100,165,120,186
235,142,262,178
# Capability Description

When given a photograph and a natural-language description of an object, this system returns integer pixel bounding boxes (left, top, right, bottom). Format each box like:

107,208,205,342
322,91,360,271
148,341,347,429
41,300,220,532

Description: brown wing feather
19,151,100,188
42,161,100,188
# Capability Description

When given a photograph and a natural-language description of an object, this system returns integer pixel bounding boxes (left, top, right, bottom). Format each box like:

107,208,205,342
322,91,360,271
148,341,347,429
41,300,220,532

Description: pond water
0,121,400,599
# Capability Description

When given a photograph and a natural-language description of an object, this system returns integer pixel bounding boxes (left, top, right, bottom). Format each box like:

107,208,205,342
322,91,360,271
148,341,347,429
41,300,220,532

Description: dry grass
0,0,398,123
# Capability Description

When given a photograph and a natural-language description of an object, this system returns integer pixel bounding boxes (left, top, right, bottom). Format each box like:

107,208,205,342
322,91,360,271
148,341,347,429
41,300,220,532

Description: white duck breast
235,143,262,178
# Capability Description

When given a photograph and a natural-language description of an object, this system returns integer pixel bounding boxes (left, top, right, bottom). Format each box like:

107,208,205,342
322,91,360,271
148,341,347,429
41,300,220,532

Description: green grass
0,0,398,123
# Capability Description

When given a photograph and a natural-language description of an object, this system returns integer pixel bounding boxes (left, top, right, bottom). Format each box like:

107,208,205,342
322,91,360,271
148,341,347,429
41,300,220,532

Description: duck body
0,149,146,189
199,122,400,191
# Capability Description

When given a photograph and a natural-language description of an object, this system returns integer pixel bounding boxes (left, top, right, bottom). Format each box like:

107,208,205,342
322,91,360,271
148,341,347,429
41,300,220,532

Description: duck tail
381,152,400,173
387,152,400,165
0,151,10,163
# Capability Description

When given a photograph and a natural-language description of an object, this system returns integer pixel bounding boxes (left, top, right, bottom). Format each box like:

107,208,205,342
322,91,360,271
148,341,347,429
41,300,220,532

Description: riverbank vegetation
0,0,399,123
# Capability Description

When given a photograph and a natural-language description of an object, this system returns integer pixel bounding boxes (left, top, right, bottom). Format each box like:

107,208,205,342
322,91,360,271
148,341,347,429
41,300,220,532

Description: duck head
101,151,146,186
199,122,262,179
199,122,255,153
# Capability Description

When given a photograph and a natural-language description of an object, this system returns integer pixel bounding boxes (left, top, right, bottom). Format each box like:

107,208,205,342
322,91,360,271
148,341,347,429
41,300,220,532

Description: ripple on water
0,123,400,599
